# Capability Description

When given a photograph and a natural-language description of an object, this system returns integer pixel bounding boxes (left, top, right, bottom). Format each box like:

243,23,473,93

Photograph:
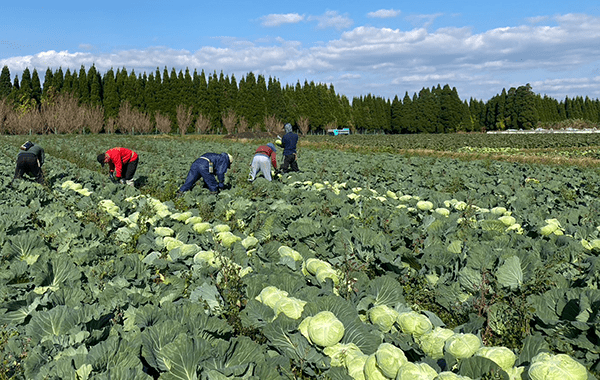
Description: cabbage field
1,134,599,380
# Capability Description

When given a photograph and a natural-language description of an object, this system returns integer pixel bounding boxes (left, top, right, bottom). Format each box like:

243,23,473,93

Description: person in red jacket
97,147,139,186
249,143,277,182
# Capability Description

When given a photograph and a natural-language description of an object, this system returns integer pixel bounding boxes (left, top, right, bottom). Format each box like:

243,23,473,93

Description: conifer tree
0,66,12,99
78,65,89,104
102,68,119,119
88,65,103,106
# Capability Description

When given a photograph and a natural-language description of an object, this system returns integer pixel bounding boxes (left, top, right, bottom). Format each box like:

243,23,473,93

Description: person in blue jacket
280,123,300,173
178,152,233,195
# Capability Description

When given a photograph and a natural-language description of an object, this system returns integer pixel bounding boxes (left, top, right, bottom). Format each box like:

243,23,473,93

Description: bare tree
195,113,211,134
176,104,193,136
237,116,249,134
41,93,81,134
155,111,172,134
264,115,281,134
134,109,152,134
105,117,116,134
298,116,310,135
84,104,105,134
222,109,236,135
9,109,43,135
118,101,136,134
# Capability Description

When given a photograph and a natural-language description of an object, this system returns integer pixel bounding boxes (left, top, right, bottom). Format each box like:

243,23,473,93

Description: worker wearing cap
280,123,299,173
249,143,278,182
14,141,45,184
179,152,233,194
97,147,139,186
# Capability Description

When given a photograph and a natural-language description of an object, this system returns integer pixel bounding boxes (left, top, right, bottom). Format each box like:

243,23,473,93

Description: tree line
0,65,599,135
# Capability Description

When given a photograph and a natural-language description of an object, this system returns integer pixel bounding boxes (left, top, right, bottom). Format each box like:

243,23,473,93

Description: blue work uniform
179,153,230,193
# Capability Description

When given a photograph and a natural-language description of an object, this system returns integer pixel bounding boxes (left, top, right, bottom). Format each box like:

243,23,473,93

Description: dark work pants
121,158,138,180
14,154,44,184
179,159,218,192
281,154,299,173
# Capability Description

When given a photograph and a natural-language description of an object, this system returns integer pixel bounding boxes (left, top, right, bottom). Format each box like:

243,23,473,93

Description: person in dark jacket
14,141,45,184
178,152,233,194
249,143,277,182
280,123,299,173
97,147,139,186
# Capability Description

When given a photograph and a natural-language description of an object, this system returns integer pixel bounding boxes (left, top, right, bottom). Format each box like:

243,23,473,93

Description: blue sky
2,0,600,102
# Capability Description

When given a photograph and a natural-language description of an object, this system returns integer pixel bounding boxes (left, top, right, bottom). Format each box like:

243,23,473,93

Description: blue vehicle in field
327,128,350,136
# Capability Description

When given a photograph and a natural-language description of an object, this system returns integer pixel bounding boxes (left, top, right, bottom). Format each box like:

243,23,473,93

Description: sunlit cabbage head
299,311,345,347
417,327,455,360
216,231,241,248
315,266,340,286
272,296,306,320
192,222,211,234
368,304,399,332
374,343,407,378
346,353,368,380
241,236,259,249
417,201,434,211
255,286,289,309
396,362,438,380
323,342,362,367
278,245,303,261
474,346,516,371
444,333,481,359
528,353,587,380
304,257,332,275
397,311,433,337
363,354,387,380
153,226,174,237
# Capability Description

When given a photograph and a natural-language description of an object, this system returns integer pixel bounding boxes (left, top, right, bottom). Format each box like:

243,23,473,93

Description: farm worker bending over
249,143,277,182
97,147,139,186
14,141,45,184
178,152,233,195
280,123,299,173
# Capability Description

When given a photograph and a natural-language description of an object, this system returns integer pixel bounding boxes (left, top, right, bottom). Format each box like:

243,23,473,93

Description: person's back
282,123,298,156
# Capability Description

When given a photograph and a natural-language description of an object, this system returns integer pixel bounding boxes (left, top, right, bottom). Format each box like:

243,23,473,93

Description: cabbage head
396,362,438,380
397,311,433,337
315,267,340,286
444,333,481,359
170,211,193,222
528,353,587,380
154,226,174,237
242,236,259,249
368,305,399,332
505,366,524,380
498,215,516,226
363,354,387,380
374,343,407,378
299,311,345,347
491,207,507,215
213,224,231,233
255,286,289,309
304,258,332,275
417,327,455,360
163,237,184,251
192,222,211,234
417,201,434,211
272,296,306,320
216,231,241,248
278,245,303,261
185,216,203,225
323,342,362,367
435,208,450,217
474,346,516,371
346,353,368,380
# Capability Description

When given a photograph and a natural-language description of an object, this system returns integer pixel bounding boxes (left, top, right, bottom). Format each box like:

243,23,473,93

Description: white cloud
367,9,401,19
260,13,304,27
308,11,353,30
2,13,600,101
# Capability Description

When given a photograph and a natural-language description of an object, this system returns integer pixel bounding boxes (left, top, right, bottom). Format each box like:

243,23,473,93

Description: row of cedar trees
1,65,600,135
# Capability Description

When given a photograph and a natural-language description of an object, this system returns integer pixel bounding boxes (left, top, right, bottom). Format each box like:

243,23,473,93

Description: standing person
280,123,299,173
14,141,45,184
178,152,233,194
249,143,277,182
97,147,139,186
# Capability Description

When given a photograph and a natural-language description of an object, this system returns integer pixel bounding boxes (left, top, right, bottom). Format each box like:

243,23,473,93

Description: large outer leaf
495,255,523,290
25,305,79,345
159,334,209,380
458,356,508,379
141,321,183,371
